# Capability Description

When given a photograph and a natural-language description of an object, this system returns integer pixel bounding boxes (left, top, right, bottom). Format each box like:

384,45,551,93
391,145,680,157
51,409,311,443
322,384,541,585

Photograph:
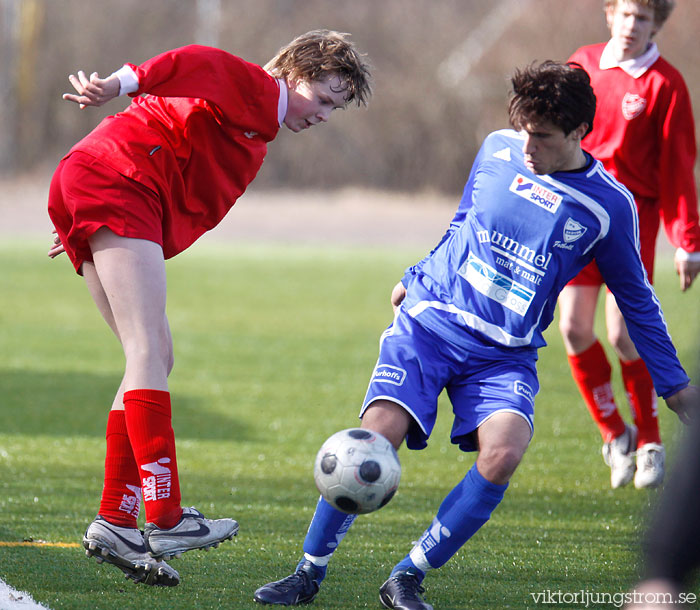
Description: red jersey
64,45,281,258
569,42,700,253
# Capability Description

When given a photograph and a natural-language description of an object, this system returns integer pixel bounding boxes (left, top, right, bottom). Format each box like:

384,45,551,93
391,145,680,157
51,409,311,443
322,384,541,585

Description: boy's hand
63,71,120,108
674,250,700,292
390,282,406,312
48,230,65,258
665,385,699,424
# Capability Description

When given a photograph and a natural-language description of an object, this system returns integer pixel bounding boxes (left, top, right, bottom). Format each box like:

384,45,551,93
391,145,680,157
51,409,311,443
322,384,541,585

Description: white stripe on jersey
407,300,536,347
539,170,610,255
590,162,641,251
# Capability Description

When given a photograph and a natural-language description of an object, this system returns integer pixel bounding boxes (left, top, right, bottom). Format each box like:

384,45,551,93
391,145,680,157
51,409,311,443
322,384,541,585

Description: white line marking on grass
0,578,50,610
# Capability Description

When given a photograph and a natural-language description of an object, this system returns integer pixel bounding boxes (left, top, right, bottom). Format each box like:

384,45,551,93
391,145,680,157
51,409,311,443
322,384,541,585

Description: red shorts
48,152,164,274
567,197,660,286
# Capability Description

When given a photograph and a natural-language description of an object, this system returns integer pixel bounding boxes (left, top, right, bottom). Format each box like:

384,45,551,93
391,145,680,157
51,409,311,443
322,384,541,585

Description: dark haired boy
253,61,696,610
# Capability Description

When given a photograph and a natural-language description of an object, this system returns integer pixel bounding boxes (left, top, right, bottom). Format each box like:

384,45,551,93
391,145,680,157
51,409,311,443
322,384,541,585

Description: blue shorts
360,310,537,452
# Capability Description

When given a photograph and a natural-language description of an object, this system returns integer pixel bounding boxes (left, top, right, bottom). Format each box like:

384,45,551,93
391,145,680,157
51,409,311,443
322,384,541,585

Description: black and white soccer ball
313,428,401,514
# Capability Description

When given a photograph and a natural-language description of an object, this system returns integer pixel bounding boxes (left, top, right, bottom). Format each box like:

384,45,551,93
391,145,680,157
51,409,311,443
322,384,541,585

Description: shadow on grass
0,369,252,442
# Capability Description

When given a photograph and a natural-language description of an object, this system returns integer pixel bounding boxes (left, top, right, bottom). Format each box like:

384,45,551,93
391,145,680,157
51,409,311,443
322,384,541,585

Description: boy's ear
572,123,589,141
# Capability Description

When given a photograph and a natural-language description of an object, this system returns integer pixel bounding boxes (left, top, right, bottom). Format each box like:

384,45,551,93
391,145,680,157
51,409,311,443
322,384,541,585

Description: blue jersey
402,129,688,398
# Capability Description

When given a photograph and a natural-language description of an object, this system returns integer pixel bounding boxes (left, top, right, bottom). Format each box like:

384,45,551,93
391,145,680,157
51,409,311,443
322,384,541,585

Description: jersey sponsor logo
243,131,258,139
621,92,646,120
372,364,406,386
477,229,553,272
416,518,451,555
141,457,172,502
119,484,142,518
592,382,617,418
509,174,563,213
326,514,357,550
459,252,535,316
514,380,535,406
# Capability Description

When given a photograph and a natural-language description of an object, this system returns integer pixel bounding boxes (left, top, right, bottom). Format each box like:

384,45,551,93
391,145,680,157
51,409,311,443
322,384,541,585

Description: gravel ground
0,171,455,250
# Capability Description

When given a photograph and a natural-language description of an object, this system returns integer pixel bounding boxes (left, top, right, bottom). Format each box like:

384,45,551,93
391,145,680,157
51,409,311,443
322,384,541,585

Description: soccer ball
313,428,401,514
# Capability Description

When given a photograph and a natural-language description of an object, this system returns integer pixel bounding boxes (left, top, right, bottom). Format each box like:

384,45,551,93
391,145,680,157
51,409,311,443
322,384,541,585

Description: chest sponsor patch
621,92,647,120
459,252,535,317
509,174,563,213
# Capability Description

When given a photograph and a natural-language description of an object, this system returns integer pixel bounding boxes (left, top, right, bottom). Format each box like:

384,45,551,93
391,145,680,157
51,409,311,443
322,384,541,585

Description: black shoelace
276,570,312,592
393,573,426,597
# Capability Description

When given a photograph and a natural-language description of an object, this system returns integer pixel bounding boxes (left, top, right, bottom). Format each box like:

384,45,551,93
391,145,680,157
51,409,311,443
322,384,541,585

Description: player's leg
559,280,634,488
605,293,663,488
254,312,438,607
80,258,179,585
380,352,535,610
253,399,412,607
385,413,528,567
87,228,238,560
301,401,410,573
558,282,627,442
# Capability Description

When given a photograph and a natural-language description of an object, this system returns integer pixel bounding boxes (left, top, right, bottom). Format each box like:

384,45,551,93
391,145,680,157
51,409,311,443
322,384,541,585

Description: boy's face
283,75,349,132
519,120,588,175
606,1,658,61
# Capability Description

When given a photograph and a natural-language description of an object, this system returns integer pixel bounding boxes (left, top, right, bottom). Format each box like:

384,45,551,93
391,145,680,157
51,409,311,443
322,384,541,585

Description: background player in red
558,0,700,489
47,30,372,586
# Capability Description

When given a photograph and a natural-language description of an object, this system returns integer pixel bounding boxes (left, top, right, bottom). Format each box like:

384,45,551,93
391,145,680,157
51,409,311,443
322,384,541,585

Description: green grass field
0,240,697,609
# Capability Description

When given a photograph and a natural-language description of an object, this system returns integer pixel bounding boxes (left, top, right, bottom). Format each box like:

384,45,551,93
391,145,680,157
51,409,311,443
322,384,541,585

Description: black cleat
379,570,433,610
254,560,322,606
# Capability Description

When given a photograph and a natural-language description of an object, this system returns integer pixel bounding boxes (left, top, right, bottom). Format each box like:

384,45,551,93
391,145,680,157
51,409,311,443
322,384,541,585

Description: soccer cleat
602,424,637,489
253,560,322,606
634,443,665,489
82,516,180,586
380,570,433,610
144,506,238,560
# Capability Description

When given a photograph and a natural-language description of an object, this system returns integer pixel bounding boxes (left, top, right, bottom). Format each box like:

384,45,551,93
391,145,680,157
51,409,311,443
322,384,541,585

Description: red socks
568,341,660,447
99,410,141,528
567,341,626,443
124,389,182,529
620,358,660,446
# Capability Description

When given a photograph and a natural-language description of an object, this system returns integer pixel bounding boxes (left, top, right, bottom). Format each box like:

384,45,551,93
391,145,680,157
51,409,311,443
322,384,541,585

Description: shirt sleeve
593,198,689,397
656,76,700,253
126,45,277,130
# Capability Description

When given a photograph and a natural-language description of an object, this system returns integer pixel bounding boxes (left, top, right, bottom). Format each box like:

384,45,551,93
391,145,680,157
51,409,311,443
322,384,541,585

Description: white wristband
109,65,139,96
675,248,700,262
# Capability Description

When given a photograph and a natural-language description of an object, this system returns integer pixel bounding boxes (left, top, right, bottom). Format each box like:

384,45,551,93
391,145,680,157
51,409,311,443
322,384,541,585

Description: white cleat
634,443,665,489
83,516,180,586
602,424,637,489
144,506,238,561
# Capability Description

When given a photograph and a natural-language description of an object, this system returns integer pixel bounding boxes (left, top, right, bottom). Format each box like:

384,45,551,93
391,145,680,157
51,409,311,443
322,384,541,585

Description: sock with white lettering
300,496,358,581
620,358,660,446
392,465,507,579
568,341,626,443
98,409,141,528
124,389,182,529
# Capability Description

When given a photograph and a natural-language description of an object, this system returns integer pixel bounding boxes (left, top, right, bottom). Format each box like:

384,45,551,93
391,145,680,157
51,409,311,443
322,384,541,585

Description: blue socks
299,466,507,584
300,496,357,581
392,464,507,581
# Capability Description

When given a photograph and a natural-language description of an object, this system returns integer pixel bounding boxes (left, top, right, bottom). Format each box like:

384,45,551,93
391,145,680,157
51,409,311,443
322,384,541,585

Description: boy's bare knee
361,400,410,449
476,445,525,485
